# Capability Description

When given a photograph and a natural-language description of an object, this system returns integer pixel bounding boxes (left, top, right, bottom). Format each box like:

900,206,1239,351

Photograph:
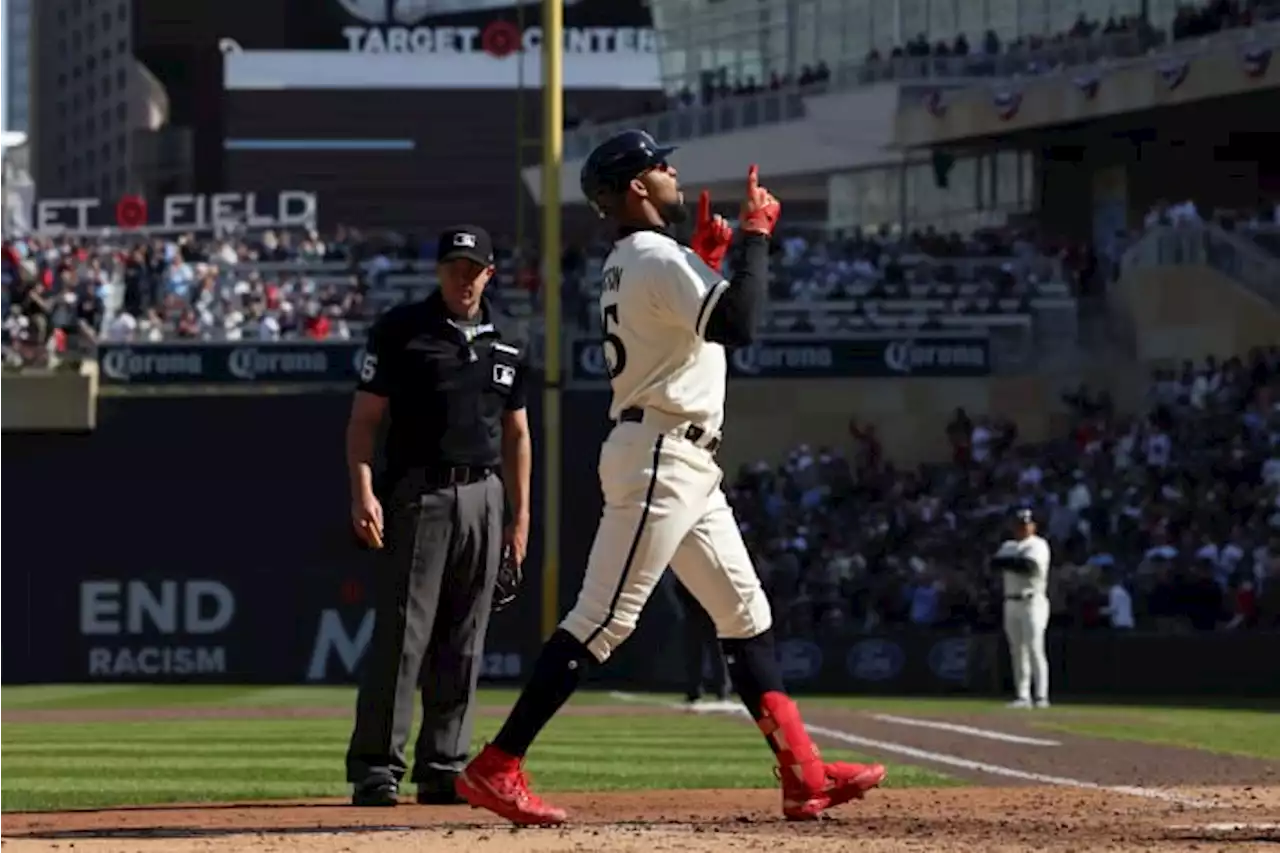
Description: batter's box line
1167,822,1280,832
607,691,1217,810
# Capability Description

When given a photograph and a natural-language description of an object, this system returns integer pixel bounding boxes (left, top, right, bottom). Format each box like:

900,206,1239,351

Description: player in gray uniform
453,130,886,826
991,508,1052,708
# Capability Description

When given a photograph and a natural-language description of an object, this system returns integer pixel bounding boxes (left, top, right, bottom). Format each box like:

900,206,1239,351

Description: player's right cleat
778,761,887,821
755,691,886,820
456,744,568,826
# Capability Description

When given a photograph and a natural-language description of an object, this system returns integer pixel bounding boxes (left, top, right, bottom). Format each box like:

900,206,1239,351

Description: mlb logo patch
493,364,516,387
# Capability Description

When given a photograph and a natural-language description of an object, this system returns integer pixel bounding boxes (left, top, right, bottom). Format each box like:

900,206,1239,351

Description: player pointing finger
740,164,781,235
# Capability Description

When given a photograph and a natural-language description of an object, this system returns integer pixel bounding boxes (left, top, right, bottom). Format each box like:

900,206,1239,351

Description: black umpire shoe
415,775,465,805
416,788,467,805
352,778,399,807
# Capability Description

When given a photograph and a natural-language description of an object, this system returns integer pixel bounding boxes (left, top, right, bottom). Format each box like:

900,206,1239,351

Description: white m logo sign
306,609,374,681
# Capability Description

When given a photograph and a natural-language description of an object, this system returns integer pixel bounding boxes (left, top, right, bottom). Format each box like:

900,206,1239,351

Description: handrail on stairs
1121,223,1280,311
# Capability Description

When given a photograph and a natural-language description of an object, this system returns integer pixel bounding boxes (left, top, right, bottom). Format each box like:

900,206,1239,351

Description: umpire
672,578,731,704
344,224,531,806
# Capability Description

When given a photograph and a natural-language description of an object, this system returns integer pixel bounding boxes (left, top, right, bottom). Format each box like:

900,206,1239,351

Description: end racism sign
31,191,318,235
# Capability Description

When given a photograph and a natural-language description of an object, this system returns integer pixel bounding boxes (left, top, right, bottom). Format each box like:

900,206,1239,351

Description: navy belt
619,407,721,453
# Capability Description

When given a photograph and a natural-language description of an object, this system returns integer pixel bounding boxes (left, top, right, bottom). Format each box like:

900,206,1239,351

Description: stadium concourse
582,0,1280,128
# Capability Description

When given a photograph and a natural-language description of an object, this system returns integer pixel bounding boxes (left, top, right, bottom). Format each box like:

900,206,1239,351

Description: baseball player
991,508,1052,708
455,129,885,826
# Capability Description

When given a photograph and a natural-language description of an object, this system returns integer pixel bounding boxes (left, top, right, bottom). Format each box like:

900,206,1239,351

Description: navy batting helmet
579,129,676,216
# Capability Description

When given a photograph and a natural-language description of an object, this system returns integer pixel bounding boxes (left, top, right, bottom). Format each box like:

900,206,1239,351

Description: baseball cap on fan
437,225,494,266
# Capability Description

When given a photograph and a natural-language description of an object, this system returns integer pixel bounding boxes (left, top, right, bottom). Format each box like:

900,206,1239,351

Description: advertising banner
570,336,992,382
1,393,542,684
96,342,365,385
226,0,661,90
27,191,318,236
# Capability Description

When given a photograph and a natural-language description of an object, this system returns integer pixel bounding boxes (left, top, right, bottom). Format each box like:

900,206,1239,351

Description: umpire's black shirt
356,290,526,479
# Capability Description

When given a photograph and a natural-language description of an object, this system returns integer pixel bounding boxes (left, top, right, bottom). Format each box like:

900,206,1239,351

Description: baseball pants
345,470,504,791
1003,594,1050,702
561,420,773,663
673,578,731,700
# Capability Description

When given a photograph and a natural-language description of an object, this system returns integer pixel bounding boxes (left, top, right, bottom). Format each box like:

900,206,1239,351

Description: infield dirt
5,701,1279,852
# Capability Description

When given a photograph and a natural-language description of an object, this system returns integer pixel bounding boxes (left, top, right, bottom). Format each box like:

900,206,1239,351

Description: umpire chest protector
371,291,525,474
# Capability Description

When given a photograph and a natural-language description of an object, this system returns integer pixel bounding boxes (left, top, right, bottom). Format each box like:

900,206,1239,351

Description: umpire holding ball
344,224,531,806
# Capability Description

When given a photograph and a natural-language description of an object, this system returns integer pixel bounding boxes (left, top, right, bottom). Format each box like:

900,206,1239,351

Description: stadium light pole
0,0,8,239
539,0,564,640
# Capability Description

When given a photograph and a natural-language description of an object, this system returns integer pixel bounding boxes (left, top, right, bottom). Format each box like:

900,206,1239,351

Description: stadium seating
734,347,1280,635
3,221,1088,373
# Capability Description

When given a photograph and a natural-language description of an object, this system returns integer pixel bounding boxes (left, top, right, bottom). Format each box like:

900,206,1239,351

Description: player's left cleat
778,761,887,821
456,744,568,826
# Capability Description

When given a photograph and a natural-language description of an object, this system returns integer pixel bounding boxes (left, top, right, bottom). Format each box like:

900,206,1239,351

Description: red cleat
754,691,886,820
455,744,568,826
779,760,887,820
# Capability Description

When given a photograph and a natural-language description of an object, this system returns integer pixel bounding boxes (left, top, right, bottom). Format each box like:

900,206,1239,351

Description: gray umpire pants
673,577,731,700
345,469,504,789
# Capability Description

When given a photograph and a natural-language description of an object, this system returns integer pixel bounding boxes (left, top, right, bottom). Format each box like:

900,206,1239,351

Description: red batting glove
689,190,734,273
739,164,781,236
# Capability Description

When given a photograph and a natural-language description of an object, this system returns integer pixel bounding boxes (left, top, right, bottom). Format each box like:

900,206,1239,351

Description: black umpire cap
437,225,494,266
580,129,676,214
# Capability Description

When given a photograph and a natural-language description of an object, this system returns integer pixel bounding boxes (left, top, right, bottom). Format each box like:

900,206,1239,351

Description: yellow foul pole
539,0,563,640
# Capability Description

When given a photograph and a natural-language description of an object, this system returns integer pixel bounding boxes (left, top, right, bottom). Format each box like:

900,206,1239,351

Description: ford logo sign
846,638,905,682
928,637,970,683
577,343,607,377
775,639,823,682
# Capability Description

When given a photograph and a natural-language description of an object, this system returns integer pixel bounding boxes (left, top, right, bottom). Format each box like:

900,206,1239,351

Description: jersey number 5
601,304,627,379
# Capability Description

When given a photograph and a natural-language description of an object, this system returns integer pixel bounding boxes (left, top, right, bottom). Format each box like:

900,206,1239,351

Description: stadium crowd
731,349,1280,637
1,228,457,366
2,220,1087,367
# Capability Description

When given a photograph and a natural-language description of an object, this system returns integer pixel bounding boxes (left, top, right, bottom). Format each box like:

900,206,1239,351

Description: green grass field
0,686,950,812
5,686,1277,813
798,696,1280,761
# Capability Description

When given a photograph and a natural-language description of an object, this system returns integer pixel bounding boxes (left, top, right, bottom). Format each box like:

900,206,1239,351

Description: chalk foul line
607,691,1215,809
867,712,1063,747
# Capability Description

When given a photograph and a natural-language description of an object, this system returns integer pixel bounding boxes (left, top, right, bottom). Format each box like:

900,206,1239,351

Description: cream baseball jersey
598,230,731,431
997,535,1051,597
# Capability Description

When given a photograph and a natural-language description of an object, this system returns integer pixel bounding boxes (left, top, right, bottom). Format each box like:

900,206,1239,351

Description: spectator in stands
1172,0,1275,39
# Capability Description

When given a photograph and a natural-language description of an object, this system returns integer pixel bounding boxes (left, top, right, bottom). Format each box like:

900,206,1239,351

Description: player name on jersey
570,335,991,383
